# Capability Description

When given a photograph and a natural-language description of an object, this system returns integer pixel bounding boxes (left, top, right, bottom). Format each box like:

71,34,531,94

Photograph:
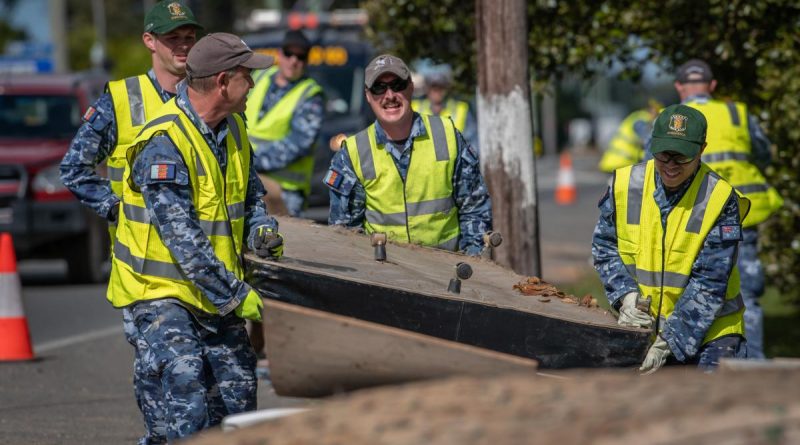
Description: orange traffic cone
554,151,578,205
0,232,34,361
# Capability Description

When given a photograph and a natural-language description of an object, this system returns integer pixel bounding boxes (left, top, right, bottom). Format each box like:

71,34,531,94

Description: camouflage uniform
250,72,324,217
326,112,492,256
643,93,772,358
60,69,174,445
125,84,274,441
592,166,747,369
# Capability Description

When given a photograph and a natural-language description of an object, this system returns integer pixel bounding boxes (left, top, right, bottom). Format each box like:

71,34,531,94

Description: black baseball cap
143,1,202,34
186,33,274,78
282,30,311,52
676,59,713,84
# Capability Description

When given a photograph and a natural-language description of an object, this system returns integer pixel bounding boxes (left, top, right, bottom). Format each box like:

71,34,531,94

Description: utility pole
476,0,541,276
49,0,67,73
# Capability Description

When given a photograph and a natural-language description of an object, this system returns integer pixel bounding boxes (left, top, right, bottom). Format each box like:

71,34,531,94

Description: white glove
617,292,653,328
639,335,671,375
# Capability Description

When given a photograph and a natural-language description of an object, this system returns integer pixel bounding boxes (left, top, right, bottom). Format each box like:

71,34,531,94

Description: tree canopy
364,0,800,304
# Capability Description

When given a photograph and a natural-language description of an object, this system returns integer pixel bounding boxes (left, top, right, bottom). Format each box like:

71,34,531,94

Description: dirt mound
188,368,800,445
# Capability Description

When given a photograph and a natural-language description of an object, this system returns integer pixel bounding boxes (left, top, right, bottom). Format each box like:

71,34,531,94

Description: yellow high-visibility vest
614,161,748,345
107,98,256,313
345,114,460,251
412,98,470,132
686,99,783,226
599,109,653,173
245,67,322,196
106,75,167,242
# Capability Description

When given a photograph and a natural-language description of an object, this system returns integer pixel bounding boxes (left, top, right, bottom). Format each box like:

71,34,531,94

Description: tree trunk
476,0,541,276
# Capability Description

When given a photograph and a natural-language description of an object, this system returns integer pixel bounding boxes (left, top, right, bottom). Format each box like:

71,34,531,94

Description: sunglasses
282,48,308,62
368,78,409,95
653,151,696,165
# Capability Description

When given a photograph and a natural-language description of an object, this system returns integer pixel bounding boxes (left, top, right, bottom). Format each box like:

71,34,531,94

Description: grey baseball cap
186,33,274,78
365,54,410,88
676,59,713,84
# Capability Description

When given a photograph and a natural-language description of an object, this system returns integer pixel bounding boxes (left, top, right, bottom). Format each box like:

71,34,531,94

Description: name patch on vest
150,163,177,181
720,225,742,241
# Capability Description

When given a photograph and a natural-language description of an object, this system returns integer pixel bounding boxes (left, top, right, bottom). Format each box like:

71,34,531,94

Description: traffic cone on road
0,232,34,361
554,151,577,205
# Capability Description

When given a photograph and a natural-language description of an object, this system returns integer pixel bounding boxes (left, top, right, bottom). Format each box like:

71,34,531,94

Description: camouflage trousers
123,300,257,443
668,335,747,371
739,227,766,359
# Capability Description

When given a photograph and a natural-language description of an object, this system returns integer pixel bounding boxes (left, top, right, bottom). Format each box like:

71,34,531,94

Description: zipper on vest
397,145,412,243
655,208,670,336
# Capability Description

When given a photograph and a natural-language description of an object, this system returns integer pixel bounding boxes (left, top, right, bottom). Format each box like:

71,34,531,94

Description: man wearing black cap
674,59,783,359
594,104,749,374
106,33,280,441
325,54,492,255
60,2,202,443
245,30,323,217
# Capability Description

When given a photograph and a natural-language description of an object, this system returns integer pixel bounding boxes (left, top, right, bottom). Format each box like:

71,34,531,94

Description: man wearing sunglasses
60,2,202,443
593,104,749,374
325,54,492,256
671,59,783,360
245,30,323,217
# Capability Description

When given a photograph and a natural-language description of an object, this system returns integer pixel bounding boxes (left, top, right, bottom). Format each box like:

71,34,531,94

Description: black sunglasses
282,48,308,61
653,151,696,165
368,78,409,95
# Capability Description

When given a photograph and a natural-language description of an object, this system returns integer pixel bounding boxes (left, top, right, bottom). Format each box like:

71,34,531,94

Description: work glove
235,289,263,322
253,226,284,259
639,335,671,375
617,292,653,328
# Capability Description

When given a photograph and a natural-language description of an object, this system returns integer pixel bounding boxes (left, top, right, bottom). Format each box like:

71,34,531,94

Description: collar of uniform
175,84,230,143
373,112,427,147
683,93,711,105
147,68,175,102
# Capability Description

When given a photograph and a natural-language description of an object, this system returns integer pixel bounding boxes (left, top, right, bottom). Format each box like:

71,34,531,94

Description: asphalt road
0,151,608,444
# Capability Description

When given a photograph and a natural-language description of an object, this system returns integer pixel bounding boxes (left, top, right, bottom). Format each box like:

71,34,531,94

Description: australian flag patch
150,163,176,181
720,225,742,241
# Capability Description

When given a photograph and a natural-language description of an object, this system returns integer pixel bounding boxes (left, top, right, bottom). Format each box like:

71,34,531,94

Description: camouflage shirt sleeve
662,192,742,361
591,183,640,309
453,129,492,256
59,92,119,220
461,105,479,152
251,91,324,172
747,113,772,173
325,146,366,229
132,134,251,316
244,161,278,250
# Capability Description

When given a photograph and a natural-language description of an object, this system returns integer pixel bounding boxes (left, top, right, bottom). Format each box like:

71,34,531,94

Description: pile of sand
188,368,800,445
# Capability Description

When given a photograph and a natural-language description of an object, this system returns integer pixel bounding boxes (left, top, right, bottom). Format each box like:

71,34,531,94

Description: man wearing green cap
60,2,201,443
593,104,750,373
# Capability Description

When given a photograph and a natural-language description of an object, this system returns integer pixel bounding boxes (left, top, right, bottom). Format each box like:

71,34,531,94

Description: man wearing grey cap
106,32,281,441
60,2,202,443
325,54,492,255
674,58,783,359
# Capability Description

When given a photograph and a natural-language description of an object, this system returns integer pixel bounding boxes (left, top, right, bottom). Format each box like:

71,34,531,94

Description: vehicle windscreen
307,64,362,116
0,94,81,139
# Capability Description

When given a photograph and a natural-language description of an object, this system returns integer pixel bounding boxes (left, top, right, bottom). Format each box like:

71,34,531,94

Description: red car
0,72,109,283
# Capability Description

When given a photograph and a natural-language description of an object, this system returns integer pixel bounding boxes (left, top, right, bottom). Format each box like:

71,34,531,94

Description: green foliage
363,0,800,304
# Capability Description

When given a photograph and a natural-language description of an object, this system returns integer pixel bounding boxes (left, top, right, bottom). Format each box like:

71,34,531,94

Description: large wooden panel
264,299,538,397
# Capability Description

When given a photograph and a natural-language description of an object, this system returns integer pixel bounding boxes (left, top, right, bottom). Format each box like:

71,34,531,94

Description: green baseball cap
144,1,202,34
649,104,707,158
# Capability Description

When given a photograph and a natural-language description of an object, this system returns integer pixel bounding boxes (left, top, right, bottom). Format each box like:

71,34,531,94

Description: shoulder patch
150,163,177,181
720,225,742,242
324,168,343,189
82,106,98,123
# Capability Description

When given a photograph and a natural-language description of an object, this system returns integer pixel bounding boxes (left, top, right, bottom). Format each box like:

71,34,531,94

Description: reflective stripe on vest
412,98,469,131
107,75,166,198
613,161,746,344
345,114,460,251
107,98,251,314
245,67,322,196
686,99,783,226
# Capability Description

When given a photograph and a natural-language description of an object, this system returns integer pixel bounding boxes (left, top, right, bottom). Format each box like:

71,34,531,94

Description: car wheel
66,211,110,284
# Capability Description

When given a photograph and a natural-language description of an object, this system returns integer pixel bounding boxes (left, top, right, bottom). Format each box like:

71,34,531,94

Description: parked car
0,71,110,283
